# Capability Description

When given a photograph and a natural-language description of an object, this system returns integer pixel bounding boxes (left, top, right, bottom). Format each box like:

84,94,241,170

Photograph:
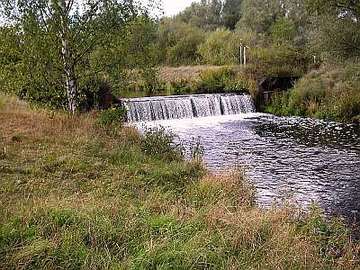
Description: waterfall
123,93,255,122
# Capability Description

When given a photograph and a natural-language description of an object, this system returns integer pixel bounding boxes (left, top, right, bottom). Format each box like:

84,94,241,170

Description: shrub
168,79,194,95
195,68,254,94
270,17,297,45
267,63,360,122
78,76,114,111
140,127,184,162
117,68,167,97
138,67,164,96
224,72,257,96
198,29,242,65
246,45,311,77
196,68,234,93
157,19,205,66
97,107,127,128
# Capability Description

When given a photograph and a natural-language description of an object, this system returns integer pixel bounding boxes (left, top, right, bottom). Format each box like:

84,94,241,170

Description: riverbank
266,63,360,123
1,94,359,269
119,65,257,99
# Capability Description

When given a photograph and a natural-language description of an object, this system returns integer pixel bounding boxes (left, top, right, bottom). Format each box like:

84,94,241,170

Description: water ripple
134,114,360,222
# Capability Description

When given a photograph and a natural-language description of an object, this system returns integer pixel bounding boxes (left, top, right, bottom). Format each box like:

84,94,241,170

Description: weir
123,93,255,122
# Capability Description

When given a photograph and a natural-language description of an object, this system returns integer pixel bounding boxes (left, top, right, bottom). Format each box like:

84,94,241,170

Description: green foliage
138,68,164,95
196,68,234,93
270,17,297,44
267,63,360,122
195,68,255,94
157,19,205,65
97,107,127,128
310,15,360,62
222,0,243,30
168,79,194,95
306,0,360,20
305,0,360,62
141,127,184,162
237,0,284,35
0,26,23,95
224,72,257,95
198,29,242,65
0,2,161,111
237,0,309,46
176,0,223,31
247,45,310,77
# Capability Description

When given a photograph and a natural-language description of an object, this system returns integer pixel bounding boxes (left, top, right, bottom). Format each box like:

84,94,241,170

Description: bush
198,29,242,65
267,63,360,122
224,72,257,96
246,45,311,77
141,127,184,162
168,79,194,95
97,107,127,128
138,68,164,95
157,19,205,66
196,68,234,93
195,68,254,94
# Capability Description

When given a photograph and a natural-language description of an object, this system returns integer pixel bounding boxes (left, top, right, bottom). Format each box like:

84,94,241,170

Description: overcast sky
162,0,199,17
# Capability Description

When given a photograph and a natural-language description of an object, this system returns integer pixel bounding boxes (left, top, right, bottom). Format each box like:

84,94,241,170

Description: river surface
134,113,360,221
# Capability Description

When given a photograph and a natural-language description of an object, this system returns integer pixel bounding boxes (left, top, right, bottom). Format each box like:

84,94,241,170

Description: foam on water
123,93,255,122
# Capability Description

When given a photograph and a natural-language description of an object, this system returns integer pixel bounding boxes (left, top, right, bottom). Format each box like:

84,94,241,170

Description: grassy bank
119,66,257,98
1,94,359,269
266,64,360,123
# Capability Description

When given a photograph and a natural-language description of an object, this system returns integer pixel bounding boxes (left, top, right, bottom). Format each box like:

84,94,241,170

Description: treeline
156,0,359,66
0,0,359,117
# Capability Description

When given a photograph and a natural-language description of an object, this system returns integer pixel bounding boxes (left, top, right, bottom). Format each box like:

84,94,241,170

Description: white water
123,93,255,122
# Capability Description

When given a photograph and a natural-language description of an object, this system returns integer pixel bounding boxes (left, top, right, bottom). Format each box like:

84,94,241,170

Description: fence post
239,44,243,65
244,46,247,66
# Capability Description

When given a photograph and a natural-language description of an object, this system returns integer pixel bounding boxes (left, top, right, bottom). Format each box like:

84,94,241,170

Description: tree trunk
62,34,77,113
57,0,78,113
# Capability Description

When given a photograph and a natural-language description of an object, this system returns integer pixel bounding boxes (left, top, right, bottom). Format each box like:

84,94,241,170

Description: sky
163,0,199,17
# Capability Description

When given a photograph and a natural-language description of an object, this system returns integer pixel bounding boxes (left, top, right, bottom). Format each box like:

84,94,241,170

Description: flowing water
125,94,360,221
123,93,255,121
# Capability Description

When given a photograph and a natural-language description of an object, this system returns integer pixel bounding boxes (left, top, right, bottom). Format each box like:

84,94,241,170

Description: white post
243,46,247,66
239,44,243,65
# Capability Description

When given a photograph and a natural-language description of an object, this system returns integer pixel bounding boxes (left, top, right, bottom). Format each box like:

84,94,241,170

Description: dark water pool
136,114,360,221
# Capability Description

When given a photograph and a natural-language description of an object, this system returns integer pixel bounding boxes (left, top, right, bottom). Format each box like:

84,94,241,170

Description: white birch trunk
58,0,77,113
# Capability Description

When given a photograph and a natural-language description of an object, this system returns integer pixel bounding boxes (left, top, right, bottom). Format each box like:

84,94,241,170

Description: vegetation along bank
1,94,360,268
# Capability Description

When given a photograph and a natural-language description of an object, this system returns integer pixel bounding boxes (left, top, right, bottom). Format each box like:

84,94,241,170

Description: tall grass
266,63,360,123
0,94,359,269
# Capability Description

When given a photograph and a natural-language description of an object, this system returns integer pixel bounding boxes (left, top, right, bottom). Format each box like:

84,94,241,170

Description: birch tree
0,0,159,112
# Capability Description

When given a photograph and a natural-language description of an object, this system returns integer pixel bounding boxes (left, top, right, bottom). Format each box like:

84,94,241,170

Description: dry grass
1,94,359,269
159,65,228,82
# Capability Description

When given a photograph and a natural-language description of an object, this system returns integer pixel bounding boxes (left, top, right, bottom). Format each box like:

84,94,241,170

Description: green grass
0,94,359,269
266,63,360,123
117,66,257,98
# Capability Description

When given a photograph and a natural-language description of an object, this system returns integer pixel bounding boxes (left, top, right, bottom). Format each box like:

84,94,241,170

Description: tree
270,17,297,45
222,0,243,30
198,29,242,65
0,0,160,112
307,0,360,20
157,19,205,65
236,0,310,47
306,0,360,61
237,0,284,35
176,0,223,31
